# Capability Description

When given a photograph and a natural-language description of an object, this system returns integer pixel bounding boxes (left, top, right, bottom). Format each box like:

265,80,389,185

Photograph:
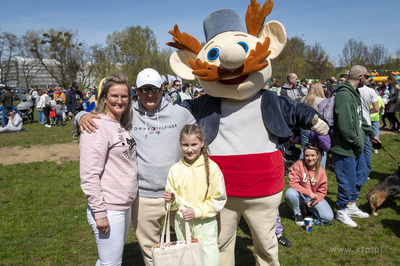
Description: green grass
1,121,400,265
0,108,76,147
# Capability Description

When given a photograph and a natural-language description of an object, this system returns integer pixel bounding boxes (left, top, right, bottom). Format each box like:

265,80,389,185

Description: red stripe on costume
210,151,284,198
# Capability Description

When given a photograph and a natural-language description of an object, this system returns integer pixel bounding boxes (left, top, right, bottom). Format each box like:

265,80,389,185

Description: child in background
164,124,227,266
285,144,333,226
49,101,56,126
55,100,64,126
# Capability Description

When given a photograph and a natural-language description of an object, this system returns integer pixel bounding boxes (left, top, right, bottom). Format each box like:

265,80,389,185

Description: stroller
17,99,34,124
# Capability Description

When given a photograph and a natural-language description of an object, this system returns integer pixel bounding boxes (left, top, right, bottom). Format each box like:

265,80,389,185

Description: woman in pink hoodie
80,74,137,265
285,144,333,227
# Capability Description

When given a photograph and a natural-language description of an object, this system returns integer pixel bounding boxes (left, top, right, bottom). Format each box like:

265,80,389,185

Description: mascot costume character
167,0,329,265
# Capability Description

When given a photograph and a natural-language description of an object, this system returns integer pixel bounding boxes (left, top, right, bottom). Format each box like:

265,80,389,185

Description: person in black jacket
66,82,84,138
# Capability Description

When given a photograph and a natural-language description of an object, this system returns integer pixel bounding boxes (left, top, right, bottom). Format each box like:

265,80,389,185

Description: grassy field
1,114,399,265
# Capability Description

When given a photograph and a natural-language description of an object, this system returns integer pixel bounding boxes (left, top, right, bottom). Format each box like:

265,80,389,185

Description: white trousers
0,126,21,133
87,205,131,266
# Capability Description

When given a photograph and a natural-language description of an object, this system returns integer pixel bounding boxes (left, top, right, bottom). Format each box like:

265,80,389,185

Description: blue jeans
299,129,310,159
332,153,368,210
1,108,11,127
364,135,372,174
371,120,379,139
38,110,45,125
285,188,333,222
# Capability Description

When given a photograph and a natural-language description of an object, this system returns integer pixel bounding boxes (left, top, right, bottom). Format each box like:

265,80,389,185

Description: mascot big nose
219,44,246,70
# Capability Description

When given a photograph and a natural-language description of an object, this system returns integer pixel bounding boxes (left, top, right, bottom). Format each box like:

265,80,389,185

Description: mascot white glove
311,114,329,135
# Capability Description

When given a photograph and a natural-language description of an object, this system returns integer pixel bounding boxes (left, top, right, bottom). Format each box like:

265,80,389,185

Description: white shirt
358,85,378,125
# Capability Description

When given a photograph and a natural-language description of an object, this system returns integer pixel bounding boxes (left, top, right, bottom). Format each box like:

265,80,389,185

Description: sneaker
295,213,305,226
346,204,369,218
277,235,293,248
313,218,332,226
336,210,357,227
44,124,51,128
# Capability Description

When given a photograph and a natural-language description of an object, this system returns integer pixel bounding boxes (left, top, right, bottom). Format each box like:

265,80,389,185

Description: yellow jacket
166,154,226,219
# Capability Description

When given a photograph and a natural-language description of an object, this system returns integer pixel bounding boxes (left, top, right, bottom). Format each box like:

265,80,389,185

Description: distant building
5,57,96,89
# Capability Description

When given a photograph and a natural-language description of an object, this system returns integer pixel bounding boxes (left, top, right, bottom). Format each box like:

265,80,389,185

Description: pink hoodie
288,160,328,204
80,114,138,219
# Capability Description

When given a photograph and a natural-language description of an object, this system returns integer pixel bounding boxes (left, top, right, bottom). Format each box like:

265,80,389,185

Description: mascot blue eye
207,48,220,60
237,42,249,53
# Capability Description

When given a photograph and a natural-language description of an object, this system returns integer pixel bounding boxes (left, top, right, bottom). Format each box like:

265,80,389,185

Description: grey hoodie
76,97,195,198
132,97,195,197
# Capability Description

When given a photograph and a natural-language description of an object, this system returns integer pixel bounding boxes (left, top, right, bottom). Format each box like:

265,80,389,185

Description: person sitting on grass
0,111,23,133
285,144,334,226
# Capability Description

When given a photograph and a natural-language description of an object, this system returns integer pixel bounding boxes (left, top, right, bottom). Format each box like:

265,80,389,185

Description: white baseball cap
136,68,162,88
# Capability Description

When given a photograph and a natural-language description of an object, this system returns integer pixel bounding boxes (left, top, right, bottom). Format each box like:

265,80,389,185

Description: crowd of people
1,64,398,265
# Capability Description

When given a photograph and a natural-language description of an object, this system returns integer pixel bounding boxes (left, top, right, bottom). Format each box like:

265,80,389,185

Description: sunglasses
304,143,318,149
359,75,370,79
138,86,162,94
175,84,181,87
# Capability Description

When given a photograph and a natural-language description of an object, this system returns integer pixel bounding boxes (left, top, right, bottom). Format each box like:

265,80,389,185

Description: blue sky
1,0,398,66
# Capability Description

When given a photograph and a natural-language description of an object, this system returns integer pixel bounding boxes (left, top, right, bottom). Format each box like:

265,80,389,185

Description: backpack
318,90,346,127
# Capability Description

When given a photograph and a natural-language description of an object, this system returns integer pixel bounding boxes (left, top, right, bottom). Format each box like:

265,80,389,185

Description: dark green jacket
331,80,375,158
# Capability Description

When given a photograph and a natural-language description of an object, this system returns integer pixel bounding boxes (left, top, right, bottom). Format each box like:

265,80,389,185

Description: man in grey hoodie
76,68,195,265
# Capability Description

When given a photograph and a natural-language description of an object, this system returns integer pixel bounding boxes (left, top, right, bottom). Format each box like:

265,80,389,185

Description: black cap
301,78,307,83
72,82,79,89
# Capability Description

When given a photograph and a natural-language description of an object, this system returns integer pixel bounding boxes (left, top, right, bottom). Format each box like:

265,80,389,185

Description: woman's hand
164,190,175,202
181,208,195,221
96,217,110,235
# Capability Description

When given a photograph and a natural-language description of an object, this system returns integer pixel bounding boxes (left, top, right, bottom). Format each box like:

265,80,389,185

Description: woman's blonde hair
93,74,132,130
302,144,321,183
180,124,210,200
304,82,326,107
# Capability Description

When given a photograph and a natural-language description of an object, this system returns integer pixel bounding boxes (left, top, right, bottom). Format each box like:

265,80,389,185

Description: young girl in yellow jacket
164,124,227,266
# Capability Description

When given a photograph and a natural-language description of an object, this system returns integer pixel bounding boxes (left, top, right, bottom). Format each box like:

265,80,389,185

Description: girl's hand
164,190,175,202
96,217,110,235
309,192,317,200
307,200,316,208
181,208,195,221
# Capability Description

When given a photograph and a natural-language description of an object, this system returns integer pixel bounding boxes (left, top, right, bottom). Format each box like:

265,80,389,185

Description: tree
364,44,390,70
105,25,172,84
271,36,307,82
338,39,368,68
304,42,334,80
30,29,83,88
0,31,20,84
90,44,120,83
18,31,43,89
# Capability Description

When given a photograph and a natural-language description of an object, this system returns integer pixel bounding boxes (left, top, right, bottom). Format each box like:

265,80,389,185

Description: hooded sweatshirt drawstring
144,111,149,138
144,110,160,138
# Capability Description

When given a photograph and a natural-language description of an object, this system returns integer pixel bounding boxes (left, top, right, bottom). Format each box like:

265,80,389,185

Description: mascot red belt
167,1,329,265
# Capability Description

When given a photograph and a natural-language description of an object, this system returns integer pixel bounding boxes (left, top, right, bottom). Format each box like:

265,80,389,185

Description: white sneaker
346,204,369,218
44,124,51,128
336,210,357,227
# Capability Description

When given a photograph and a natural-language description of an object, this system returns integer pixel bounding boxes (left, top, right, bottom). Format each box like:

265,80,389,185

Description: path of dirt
0,130,396,166
0,141,80,166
